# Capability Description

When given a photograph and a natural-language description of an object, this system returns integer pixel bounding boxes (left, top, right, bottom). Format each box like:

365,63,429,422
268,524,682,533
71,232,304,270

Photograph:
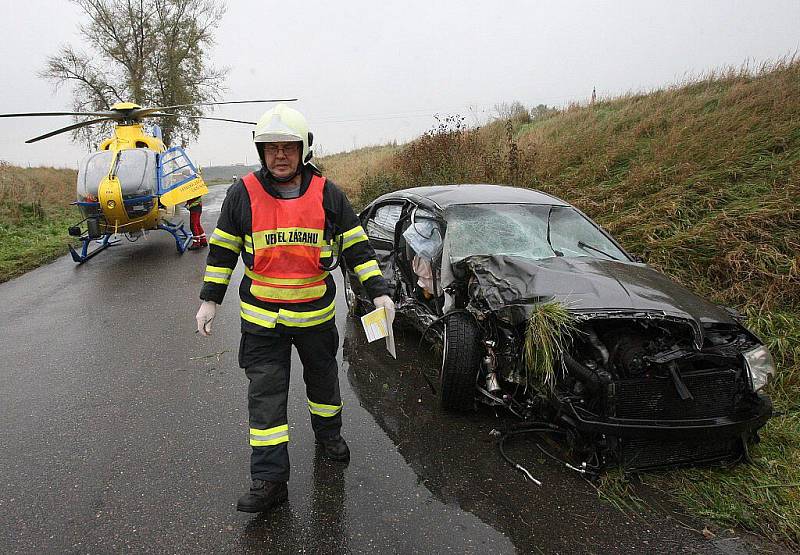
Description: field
319,59,800,546
0,163,77,282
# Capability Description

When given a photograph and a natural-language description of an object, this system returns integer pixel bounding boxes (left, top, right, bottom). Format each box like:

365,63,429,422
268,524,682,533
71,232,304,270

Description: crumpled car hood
456,255,736,327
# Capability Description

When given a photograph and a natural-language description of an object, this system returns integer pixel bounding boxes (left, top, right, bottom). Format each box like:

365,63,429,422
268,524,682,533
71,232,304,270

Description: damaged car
344,184,774,471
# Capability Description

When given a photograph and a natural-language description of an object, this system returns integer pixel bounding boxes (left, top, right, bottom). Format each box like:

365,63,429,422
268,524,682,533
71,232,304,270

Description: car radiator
621,436,740,469
613,368,739,420
613,368,744,469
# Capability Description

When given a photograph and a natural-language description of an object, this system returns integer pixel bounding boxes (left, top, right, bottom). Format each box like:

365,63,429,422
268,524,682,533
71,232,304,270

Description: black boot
236,479,288,513
316,434,350,462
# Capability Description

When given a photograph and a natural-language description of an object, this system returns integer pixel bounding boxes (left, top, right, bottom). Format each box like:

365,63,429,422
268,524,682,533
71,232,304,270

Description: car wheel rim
344,276,355,314
440,324,448,381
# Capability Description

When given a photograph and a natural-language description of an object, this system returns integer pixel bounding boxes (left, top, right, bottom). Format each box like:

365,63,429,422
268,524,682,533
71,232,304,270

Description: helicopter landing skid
69,233,118,264
159,220,193,254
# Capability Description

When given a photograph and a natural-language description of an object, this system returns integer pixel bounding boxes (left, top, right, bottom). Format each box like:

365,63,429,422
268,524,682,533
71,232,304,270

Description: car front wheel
440,313,481,411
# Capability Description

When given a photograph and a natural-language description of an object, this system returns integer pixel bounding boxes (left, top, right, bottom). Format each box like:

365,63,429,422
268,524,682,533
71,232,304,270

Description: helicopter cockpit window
116,149,158,218
77,149,158,219
77,150,114,202
115,149,158,198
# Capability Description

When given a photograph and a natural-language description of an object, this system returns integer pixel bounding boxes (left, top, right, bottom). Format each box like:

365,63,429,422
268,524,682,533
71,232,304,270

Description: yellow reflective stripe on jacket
244,235,254,254
353,259,382,283
252,227,324,250
320,239,341,259
204,265,233,285
251,282,328,302
307,399,343,417
341,225,368,250
240,299,336,329
249,424,289,446
244,266,329,286
210,228,243,253
320,242,332,259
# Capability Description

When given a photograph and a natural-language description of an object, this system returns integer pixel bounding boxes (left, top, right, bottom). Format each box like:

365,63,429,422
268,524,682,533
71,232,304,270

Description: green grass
0,204,77,282
524,301,577,388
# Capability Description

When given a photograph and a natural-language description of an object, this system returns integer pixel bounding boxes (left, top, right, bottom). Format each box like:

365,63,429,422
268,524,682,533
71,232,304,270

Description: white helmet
253,104,314,167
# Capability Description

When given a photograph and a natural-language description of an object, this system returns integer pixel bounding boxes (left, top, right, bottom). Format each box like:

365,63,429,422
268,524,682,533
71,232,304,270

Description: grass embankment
341,60,800,545
318,144,399,199
0,163,77,282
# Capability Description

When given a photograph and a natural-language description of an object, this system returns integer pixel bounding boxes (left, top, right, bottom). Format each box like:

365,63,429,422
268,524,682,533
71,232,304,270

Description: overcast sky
1,0,798,169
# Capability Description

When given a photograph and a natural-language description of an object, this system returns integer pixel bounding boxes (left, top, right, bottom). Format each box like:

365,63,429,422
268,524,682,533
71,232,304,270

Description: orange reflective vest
242,172,329,304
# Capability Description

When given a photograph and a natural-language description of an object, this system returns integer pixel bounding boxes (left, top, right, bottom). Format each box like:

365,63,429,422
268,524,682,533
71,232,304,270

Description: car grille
614,369,739,420
621,436,740,469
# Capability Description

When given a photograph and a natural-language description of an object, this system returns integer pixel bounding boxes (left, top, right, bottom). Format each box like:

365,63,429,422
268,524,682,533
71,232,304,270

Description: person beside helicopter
184,196,208,250
194,104,395,513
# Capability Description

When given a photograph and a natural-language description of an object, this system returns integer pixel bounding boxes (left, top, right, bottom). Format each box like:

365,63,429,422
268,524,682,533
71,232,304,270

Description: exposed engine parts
469,312,768,473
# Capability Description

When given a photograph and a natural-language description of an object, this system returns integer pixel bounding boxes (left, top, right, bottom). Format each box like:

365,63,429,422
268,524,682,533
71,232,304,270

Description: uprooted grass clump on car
319,58,800,545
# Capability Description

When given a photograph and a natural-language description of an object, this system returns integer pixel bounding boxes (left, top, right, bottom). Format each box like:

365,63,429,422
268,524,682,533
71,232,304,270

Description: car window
366,203,403,242
445,203,627,262
403,208,442,260
548,206,626,260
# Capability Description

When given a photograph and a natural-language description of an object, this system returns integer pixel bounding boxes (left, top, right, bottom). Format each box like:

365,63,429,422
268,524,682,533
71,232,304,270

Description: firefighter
194,104,394,513
185,196,207,250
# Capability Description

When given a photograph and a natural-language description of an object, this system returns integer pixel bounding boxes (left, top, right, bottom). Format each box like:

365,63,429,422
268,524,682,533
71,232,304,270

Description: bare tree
41,0,227,148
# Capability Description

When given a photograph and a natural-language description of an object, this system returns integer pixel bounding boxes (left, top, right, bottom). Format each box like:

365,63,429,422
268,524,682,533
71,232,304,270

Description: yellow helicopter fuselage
95,123,163,234
90,115,207,236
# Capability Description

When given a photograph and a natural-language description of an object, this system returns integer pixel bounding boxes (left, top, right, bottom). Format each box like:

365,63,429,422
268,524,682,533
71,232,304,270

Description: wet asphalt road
0,185,764,554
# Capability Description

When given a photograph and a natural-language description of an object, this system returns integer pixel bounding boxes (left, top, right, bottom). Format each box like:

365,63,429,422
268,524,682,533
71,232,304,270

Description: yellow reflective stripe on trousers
308,399,342,417
240,299,336,329
354,259,382,283
341,225,368,250
244,266,329,286
210,228,243,253
249,424,289,446
204,265,233,285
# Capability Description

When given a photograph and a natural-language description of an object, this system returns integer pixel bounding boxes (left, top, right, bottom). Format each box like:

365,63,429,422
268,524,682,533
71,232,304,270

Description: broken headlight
743,345,776,391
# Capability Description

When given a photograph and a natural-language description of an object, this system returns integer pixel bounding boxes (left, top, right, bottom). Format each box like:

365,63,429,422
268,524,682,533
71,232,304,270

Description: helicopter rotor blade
146,112,256,125
25,117,116,143
138,98,297,114
0,111,121,119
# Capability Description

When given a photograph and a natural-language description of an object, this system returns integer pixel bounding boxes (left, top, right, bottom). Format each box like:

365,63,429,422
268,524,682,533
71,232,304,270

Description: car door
352,201,405,298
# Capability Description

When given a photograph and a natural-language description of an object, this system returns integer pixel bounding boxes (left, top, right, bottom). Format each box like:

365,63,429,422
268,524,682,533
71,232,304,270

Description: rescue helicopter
0,99,294,262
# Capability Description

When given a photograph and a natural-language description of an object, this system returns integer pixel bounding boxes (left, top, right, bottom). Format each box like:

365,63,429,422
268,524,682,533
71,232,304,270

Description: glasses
264,143,300,156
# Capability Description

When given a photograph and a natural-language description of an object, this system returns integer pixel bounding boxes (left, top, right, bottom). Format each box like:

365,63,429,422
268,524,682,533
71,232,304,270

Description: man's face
263,141,301,180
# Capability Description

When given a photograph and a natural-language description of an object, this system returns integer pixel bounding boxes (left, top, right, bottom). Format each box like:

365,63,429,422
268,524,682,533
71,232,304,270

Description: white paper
360,307,396,359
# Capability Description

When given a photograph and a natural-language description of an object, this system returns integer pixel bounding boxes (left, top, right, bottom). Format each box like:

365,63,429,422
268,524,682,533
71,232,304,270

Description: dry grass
317,144,399,199
0,162,75,220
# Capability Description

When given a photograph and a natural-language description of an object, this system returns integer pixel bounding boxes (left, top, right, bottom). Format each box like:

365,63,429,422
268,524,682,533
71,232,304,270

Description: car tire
343,272,363,317
440,313,481,411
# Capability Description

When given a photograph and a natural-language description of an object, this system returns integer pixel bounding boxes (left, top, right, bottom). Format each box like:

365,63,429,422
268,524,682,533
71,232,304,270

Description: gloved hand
372,295,395,326
195,300,217,336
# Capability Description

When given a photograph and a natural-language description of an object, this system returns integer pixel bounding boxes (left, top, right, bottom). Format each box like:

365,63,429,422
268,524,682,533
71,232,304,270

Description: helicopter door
157,146,209,207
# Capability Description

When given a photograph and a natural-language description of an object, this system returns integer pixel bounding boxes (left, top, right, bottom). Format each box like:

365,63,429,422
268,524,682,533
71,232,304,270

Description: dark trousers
242,327,342,482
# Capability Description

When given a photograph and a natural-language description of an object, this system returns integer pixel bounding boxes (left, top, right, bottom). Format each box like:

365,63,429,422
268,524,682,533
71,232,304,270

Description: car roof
371,184,570,210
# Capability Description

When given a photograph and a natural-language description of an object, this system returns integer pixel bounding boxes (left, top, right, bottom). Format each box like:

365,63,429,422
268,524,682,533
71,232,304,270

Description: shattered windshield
445,203,628,262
